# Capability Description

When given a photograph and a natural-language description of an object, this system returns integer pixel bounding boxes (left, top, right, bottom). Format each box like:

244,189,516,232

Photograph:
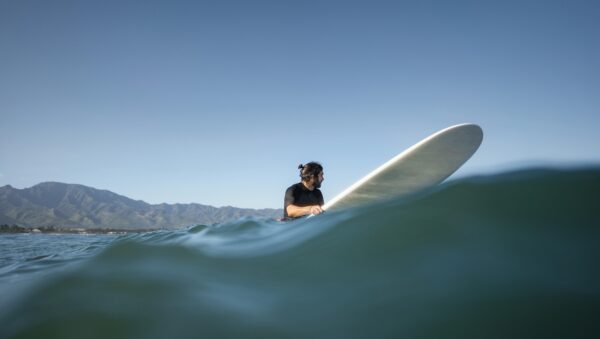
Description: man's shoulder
286,183,302,192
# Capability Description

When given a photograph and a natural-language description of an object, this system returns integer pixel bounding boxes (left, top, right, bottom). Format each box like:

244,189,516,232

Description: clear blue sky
1,0,599,208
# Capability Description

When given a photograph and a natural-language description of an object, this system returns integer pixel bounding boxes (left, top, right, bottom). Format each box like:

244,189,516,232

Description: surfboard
323,123,483,212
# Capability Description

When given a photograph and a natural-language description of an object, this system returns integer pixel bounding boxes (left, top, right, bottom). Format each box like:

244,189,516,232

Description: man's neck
301,181,315,191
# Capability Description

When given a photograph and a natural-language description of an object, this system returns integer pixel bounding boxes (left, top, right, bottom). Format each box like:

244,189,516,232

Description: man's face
313,171,324,189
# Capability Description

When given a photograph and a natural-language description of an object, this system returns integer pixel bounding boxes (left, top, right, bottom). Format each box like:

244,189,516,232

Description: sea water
0,168,599,339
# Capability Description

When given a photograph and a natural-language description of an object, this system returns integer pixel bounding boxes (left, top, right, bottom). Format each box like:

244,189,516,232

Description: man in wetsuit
284,162,325,219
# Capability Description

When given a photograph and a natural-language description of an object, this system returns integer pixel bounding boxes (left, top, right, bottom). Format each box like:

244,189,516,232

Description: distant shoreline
0,224,160,235
0,182,282,229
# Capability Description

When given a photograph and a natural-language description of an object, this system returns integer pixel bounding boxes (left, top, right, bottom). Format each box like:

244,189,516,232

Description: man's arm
286,204,323,218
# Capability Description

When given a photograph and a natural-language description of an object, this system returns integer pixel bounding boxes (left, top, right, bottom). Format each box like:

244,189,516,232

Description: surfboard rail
323,123,483,211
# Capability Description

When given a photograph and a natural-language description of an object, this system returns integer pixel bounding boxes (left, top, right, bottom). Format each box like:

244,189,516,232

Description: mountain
0,182,282,230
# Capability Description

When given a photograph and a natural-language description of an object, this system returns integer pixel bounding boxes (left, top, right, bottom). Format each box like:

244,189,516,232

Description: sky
1,0,599,209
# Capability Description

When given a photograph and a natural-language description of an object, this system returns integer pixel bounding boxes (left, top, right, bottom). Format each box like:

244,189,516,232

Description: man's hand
309,205,323,215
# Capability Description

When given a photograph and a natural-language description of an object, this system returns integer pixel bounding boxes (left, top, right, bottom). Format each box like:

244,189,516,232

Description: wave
1,167,599,338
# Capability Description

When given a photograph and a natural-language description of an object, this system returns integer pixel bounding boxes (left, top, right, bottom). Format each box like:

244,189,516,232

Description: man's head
299,162,324,189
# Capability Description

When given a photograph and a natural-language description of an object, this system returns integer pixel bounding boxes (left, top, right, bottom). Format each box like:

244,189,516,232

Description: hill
0,182,282,230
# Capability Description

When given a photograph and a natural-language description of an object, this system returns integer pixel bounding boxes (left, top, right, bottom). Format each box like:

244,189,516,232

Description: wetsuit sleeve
284,185,296,210
318,190,324,206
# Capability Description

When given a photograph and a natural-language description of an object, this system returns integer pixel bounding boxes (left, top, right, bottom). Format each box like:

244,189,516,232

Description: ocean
1,168,599,338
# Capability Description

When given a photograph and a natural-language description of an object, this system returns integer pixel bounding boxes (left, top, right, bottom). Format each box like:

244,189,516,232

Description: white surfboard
323,123,483,211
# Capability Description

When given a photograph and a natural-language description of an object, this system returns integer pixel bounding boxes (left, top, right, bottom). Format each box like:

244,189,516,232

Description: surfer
284,162,325,219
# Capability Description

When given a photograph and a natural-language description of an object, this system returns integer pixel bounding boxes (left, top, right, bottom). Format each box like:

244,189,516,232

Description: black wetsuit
283,183,324,219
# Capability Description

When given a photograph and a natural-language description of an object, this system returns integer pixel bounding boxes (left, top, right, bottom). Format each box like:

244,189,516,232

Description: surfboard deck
323,123,483,212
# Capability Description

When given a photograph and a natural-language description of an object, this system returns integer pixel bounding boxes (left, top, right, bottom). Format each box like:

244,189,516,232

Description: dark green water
1,168,599,338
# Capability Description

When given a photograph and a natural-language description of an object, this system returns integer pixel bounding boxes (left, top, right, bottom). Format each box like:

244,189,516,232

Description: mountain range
0,182,282,230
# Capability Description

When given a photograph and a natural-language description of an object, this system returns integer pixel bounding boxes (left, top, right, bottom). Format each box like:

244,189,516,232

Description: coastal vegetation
0,224,155,234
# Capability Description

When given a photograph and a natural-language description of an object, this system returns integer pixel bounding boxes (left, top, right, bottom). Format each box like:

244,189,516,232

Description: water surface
1,168,599,338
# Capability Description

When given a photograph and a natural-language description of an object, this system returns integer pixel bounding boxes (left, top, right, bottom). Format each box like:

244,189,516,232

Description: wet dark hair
298,162,323,181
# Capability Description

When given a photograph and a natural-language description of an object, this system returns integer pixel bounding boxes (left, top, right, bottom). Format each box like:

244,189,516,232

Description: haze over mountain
0,182,282,230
